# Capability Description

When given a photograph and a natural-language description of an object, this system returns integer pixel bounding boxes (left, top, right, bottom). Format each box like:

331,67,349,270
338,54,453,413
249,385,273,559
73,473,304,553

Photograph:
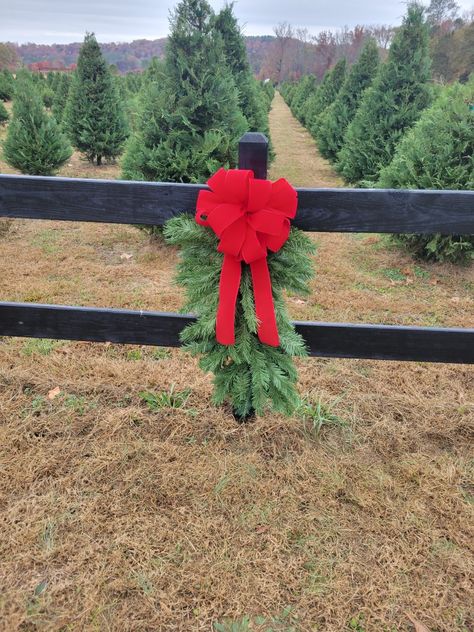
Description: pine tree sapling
65,33,128,165
303,59,346,133
290,75,317,123
316,39,379,162
164,208,315,418
337,4,432,184
52,73,71,123
0,100,8,125
3,77,72,175
0,69,14,101
378,80,474,263
309,59,346,139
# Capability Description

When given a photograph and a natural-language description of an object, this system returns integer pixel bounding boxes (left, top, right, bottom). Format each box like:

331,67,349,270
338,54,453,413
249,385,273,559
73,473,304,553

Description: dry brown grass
0,95,473,632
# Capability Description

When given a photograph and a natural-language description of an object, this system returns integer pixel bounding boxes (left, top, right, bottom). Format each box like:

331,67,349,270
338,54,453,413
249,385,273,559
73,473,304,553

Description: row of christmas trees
0,0,273,188
280,4,474,263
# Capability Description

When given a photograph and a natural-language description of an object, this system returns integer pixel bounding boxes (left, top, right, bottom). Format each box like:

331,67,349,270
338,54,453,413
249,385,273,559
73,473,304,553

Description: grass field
0,94,473,631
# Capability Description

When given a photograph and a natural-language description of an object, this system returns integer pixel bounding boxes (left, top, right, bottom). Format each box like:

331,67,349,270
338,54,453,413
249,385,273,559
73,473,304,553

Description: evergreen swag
3,77,72,175
163,215,315,417
65,33,128,165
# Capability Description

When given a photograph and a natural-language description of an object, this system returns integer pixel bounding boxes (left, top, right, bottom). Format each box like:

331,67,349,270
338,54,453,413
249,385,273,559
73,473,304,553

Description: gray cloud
1,0,473,43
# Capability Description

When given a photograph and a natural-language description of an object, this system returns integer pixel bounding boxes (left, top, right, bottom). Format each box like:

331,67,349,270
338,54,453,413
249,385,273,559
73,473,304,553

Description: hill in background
10,36,275,75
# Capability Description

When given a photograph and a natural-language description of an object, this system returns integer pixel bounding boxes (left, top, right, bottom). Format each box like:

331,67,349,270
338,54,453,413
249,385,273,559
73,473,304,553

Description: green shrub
378,80,474,263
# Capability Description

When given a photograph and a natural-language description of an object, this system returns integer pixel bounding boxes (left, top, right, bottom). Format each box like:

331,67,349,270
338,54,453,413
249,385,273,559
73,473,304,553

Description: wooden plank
1,302,473,364
1,173,473,234
0,173,204,225
295,188,474,234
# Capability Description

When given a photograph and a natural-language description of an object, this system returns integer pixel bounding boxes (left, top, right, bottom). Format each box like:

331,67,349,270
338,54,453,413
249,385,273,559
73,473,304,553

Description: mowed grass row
0,94,473,631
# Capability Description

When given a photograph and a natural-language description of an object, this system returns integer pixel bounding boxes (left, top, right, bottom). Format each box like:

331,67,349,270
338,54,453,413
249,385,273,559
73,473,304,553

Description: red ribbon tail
250,257,279,347
216,254,241,345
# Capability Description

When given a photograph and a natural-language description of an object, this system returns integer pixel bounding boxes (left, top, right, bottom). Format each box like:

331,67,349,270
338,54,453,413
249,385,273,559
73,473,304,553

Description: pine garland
164,214,315,418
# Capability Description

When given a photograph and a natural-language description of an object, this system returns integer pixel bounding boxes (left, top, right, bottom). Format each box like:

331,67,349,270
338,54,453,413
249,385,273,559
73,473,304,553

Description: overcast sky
2,0,473,44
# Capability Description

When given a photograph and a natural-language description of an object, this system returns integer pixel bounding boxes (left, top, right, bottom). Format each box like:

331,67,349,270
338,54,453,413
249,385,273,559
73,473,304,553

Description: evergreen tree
316,39,379,162
290,74,317,123
337,4,432,184
0,100,8,124
65,33,128,165
42,85,55,109
0,69,14,101
214,3,268,134
3,77,72,175
304,59,346,133
52,73,71,123
377,80,474,263
164,215,315,418
122,0,247,184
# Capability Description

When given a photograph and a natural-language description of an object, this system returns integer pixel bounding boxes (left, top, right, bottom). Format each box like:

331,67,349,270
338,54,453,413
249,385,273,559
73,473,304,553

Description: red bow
196,168,297,347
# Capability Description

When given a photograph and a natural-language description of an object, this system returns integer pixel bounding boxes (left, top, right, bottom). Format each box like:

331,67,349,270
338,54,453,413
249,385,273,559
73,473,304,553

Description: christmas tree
337,4,432,184
290,75,317,123
65,33,128,165
377,80,474,263
52,73,71,123
3,77,72,175
122,0,247,185
316,39,379,162
0,100,8,125
308,59,346,139
214,4,268,135
0,69,14,101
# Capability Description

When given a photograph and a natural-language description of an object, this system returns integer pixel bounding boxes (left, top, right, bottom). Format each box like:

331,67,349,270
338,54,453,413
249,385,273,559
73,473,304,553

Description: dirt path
269,91,344,187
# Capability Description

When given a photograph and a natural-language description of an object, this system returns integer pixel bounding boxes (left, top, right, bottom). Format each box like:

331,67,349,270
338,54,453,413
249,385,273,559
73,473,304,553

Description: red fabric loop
196,168,298,347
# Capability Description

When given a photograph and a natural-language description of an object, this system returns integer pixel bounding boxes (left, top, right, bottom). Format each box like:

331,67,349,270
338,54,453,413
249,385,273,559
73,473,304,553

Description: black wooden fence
1,132,473,364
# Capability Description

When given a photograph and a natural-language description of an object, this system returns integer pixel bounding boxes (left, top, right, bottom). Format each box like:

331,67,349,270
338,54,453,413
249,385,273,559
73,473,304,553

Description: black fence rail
0,132,473,364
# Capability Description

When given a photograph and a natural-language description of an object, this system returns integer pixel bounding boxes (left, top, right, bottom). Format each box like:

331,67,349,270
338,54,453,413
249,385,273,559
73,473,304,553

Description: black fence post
238,132,268,178
233,132,269,423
